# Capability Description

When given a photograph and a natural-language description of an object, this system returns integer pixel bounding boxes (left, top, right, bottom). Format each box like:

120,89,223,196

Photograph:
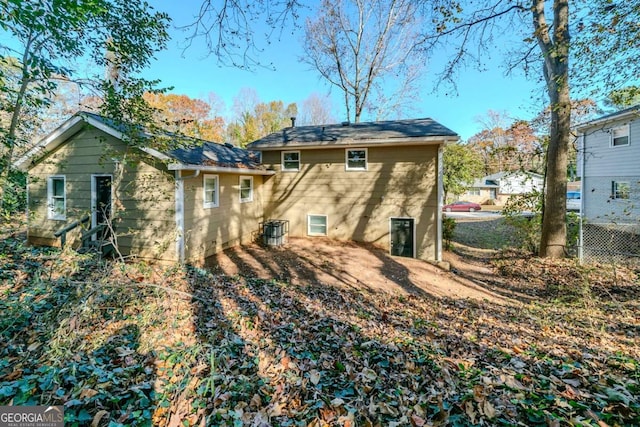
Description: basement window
308,214,327,236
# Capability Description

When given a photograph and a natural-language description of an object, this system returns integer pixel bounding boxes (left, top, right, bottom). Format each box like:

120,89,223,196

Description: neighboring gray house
465,171,544,205
576,105,640,263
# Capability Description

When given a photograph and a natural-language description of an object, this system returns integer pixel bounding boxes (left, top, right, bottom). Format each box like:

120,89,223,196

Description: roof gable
576,105,640,132
14,112,271,175
247,117,459,150
14,113,125,171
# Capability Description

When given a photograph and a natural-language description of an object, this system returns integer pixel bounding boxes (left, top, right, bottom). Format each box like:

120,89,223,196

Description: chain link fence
581,222,640,266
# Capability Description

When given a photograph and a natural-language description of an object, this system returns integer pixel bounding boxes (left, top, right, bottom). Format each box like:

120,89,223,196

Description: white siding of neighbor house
582,119,640,178
581,117,640,223
499,173,543,195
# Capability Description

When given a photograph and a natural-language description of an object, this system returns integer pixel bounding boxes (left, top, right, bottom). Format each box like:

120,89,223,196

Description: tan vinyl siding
27,127,177,262
261,145,440,260
182,173,265,263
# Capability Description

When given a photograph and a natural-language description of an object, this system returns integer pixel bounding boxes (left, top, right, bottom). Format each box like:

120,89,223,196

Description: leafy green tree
605,86,640,109
228,91,298,146
0,0,170,210
442,142,483,202
143,92,226,142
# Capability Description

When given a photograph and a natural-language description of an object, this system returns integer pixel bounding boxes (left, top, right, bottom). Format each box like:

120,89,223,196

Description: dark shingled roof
247,117,458,149
80,112,263,170
169,142,262,170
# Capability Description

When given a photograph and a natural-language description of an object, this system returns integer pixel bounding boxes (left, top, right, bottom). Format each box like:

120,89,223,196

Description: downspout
436,144,444,262
578,133,585,263
174,169,200,263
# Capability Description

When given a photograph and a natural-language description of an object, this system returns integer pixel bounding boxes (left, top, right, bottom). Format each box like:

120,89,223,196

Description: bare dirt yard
210,237,512,304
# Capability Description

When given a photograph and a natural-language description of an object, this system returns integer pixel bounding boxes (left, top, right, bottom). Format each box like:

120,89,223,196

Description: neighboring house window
239,176,253,203
612,181,630,200
467,188,481,196
346,148,367,170
611,125,629,147
203,174,219,208
308,214,327,236
47,176,66,220
282,151,300,171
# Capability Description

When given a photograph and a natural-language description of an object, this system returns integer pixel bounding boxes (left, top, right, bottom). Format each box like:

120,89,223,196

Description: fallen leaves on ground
1,228,639,426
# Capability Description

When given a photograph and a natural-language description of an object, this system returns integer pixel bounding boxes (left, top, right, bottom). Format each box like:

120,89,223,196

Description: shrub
442,215,456,250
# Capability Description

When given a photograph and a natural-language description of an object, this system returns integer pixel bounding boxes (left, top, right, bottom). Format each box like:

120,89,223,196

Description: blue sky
145,0,546,141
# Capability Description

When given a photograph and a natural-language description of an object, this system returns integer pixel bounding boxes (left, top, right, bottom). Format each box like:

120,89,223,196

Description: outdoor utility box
260,219,289,246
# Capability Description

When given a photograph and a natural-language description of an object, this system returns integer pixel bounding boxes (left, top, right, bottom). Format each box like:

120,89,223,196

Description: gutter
250,136,460,151
576,107,640,132
168,164,276,176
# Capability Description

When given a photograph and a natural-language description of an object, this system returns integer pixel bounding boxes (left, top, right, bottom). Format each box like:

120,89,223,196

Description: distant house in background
16,113,458,264
576,105,640,264
464,171,544,205
248,118,458,262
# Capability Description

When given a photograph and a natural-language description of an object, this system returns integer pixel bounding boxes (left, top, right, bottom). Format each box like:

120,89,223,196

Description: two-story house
576,105,640,263
16,113,458,264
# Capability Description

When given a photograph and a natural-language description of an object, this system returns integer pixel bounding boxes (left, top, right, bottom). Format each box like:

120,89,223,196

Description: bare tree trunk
534,0,570,258
0,32,34,211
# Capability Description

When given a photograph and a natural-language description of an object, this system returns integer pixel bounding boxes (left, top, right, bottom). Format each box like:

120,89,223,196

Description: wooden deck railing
54,216,90,248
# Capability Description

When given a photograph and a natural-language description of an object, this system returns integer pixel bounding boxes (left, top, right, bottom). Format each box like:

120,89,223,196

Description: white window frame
610,124,630,147
47,175,66,220
345,148,368,171
203,174,219,208
612,180,630,200
239,176,253,203
282,151,300,171
307,214,328,236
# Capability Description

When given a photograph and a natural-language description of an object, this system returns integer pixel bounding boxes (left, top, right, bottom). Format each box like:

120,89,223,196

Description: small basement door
390,217,415,258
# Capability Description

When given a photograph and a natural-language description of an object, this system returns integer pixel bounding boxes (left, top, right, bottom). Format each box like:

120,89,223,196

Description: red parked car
442,201,482,212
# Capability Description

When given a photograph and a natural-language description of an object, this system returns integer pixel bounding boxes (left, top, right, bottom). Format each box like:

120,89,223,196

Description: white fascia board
14,115,85,171
140,147,172,161
253,136,459,151
575,109,640,132
167,164,276,176
83,115,124,140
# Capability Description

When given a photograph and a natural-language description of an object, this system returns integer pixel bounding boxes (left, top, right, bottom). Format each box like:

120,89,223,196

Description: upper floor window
203,174,219,208
47,176,66,220
282,151,300,171
239,176,253,203
346,148,367,170
612,181,630,200
611,125,629,147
